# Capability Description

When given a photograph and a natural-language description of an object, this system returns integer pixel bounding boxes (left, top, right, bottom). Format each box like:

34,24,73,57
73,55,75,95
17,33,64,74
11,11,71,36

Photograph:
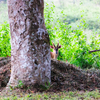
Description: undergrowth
0,22,10,57
44,3,100,69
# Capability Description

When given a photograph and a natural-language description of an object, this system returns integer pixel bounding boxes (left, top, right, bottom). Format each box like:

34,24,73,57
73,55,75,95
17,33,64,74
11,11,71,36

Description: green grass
0,90,100,100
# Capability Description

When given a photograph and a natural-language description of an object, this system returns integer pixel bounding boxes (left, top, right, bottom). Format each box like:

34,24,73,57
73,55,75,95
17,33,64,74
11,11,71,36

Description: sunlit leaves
45,3,100,69
0,22,11,57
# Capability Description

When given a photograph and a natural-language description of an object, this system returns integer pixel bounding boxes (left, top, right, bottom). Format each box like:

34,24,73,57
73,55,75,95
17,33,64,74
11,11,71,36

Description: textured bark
89,49,100,53
7,0,51,87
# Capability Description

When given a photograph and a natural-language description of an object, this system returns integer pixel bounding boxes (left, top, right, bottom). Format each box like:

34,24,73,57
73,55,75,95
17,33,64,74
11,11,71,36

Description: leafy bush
0,22,11,57
44,3,100,69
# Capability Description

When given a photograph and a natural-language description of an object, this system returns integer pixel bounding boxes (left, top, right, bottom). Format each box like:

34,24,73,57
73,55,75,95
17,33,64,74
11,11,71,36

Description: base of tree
0,57,100,93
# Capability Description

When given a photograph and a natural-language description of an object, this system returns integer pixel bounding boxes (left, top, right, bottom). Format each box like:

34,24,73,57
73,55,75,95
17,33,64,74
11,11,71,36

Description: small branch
89,50,100,53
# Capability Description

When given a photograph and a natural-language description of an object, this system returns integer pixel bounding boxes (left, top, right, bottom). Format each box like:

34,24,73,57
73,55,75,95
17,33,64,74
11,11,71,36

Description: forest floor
1,57,100,99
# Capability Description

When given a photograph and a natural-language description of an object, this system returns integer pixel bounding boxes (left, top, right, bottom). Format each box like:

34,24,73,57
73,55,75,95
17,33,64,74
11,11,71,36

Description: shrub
0,22,11,57
44,3,100,69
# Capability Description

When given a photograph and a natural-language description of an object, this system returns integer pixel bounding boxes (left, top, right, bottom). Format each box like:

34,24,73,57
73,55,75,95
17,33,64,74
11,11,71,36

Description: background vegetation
1,0,100,69
45,0,100,69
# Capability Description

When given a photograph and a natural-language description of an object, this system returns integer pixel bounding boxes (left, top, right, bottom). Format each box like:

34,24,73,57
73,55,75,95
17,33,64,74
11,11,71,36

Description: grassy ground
0,89,100,100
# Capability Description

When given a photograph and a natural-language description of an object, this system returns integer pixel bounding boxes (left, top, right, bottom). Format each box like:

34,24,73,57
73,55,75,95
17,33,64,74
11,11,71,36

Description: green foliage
44,3,56,44
44,3,100,69
0,22,11,57
9,80,24,90
40,81,51,91
9,86,14,91
17,80,24,88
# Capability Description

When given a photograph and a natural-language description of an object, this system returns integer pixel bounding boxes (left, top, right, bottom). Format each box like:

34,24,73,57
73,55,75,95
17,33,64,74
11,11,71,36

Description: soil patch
0,57,100,93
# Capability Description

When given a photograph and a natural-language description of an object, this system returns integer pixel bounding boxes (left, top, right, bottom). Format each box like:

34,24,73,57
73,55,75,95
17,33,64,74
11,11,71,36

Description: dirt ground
1,57,100,94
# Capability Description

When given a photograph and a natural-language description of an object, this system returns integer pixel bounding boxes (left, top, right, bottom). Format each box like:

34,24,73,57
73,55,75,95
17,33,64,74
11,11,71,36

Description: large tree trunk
7,0,51,87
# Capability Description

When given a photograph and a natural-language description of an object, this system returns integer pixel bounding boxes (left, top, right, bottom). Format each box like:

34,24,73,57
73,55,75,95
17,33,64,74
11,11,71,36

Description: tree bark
7,0,51,87
89,50,100,53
